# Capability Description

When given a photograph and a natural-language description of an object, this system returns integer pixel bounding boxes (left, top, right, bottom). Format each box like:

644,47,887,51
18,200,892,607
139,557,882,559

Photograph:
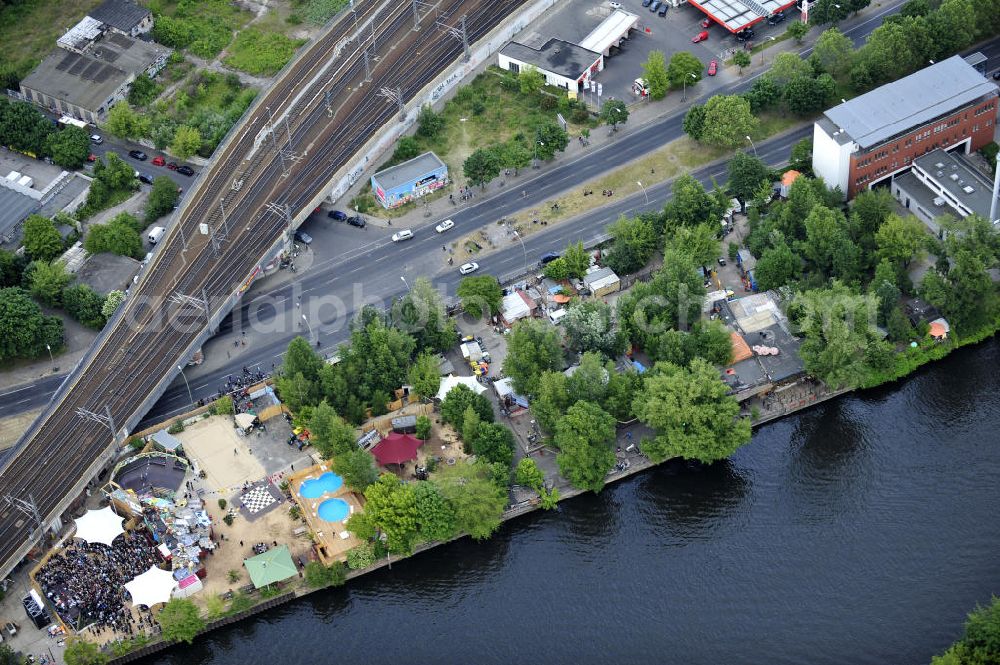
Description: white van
548,308,568,325
148,227,166,245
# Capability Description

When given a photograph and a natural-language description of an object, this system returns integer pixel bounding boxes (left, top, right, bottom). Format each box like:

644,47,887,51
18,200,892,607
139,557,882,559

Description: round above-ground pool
317,498,350,522
299,472,344,499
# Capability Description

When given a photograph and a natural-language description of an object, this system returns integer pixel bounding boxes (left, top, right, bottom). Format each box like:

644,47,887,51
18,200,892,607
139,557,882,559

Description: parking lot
518,0,796,103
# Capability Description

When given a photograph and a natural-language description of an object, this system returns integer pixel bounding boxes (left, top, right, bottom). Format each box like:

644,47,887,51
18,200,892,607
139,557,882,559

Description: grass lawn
0,0,103,81
224,28,307,76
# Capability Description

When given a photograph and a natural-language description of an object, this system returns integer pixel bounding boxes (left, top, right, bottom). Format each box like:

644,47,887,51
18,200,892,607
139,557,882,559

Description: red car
708,59,718,76
692,30,709,43
86,153,97,162
151,156,166,166
166,162,179,170
700,17,711,27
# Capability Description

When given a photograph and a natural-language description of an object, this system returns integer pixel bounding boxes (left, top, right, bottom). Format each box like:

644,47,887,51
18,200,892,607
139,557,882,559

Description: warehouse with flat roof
371,152,449,209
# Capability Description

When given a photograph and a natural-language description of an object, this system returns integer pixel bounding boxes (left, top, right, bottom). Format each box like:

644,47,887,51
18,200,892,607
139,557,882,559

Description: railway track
0,0,527,577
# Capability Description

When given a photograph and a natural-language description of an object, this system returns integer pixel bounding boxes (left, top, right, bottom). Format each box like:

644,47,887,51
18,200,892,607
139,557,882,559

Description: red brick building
812,55,998,199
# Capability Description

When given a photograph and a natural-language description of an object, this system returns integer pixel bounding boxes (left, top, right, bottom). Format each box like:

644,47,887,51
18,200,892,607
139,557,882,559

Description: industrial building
499,39,604,93
891,149,996,233
370,152,449,209
812,55,998,199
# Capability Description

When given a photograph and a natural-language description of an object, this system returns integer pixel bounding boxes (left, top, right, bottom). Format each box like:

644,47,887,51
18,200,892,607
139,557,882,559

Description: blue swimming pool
299,472,343,499
317,498,350,522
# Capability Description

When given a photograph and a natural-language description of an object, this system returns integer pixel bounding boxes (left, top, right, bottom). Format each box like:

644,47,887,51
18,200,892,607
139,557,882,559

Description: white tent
74,506,125,546
436,374,486,402
234,413,256,431
124,566,178,607
501,292,530,323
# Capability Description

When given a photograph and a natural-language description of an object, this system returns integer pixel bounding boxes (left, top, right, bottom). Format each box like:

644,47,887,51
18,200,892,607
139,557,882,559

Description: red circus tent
371,432,423,466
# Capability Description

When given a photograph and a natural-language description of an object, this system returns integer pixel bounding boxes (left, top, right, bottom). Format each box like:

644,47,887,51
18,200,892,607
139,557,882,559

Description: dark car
767,11,785,24
328,210,348,220
137,172,153,184
128,150,148,161
294,230,313,245
176,165,194,176
346,216,366,228
993,70,1000,80
642,0,653,5
649,1,660,11
166,161,179,170
658,3,668,15
540,252,560,265
735,29,754,41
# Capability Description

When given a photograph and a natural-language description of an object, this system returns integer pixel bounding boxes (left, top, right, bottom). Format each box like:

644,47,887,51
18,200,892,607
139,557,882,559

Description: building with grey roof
498,39,603,92
370,152,448,209
88,0,153,38
20,34,168,124
891,149,996,232
813,55,998,199
0,187,41,244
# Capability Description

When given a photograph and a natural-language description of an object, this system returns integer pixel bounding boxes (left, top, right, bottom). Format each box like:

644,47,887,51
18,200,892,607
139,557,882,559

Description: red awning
371,432,423,466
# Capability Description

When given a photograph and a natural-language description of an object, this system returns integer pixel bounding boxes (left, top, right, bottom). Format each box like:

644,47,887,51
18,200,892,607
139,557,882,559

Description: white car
391,229,414,242
435,219,454,233
459,262,479,275
610,1,622,7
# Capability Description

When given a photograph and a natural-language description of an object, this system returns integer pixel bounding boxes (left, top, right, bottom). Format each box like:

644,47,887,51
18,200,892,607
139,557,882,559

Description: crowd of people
36,530,162,635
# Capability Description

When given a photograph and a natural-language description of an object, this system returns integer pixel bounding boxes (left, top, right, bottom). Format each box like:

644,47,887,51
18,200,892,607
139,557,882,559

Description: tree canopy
457,275,502,319
555,400,617,492
157,598,204,644
22,214,63,262
504,318,565,397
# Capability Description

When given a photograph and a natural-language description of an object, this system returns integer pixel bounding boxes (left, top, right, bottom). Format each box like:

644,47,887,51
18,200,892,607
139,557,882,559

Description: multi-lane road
0,0,533,578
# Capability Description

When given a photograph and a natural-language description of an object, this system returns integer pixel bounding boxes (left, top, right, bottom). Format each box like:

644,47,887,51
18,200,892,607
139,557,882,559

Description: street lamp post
512,230,528,276
400,275,410,292
301,314,314,341
177,365,194,405
636,181,649,205
682,72,697,101
745,136,758,157
45,344,54,372
760,36,776,65
534,139,545,167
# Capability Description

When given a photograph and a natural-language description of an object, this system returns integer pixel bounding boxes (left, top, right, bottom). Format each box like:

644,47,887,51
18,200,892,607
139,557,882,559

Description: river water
147,339,1000,665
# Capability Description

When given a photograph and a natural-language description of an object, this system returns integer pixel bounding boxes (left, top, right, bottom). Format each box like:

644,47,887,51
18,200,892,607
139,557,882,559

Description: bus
57,115,88,129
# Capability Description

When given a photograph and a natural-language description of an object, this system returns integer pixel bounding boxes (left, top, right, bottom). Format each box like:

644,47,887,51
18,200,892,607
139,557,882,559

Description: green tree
617,250,706,345
728,152,772,203
505,318,564,397
416,104,446,139
461,405,481,449
331,449,379,490
304,561,346,588
811,28,855,79
0,287,63,361
415,414,432,440
63,639,108,665
555,401,617,492
517,65,546,94
170,125,202,159
542,257,570,281
563,299,623,356
309,401,356,458
700,95,758,148
102,290,125,318
364,473,420,553
799,205,859,281
439,383,494,429
875,213,926,271
663,174,722,228
85,217,143,258
0,99,54,156
667,51,703,89
733,50,752,74
433,462,507,540
566,352,610,405
634,358,751,463
346,542,376,570
27,260,71,307
668,223,721,269
413,480,456,541
604,214,658,275
789,138,813,174
157,598,204,644
600,98,629,128
744,75,782,113
784,73,837,115
755,237,801,291
463,146,502,187
393,136,421,162
921,249,997,334
455,275,503,319
532,370,571,434
641,50,670,100
808,0,851,24
146,176,180,222
535,122,569,160
276,372,316,412
392,276,455,352
106,101,146,139
561,241,590,279
471,422,515,467
408,352,441,400
930,596,1000,665
128,74,161,107
515,457,545,490
284,335,324,383
768,52,814,87
46,126,90,169
0,249,27,288
62,284,106,329
682,104,706,141
787,18,810,42
22,214,63,262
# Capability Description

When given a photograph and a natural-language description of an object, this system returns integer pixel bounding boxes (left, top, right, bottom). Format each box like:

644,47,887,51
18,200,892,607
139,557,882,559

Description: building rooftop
76,252,141,294
88,0,152,34
58,16,105,52
823,55,997,149
912,149,994,219
0,187,41,243
371,152,446,191
21,49,128,113
578,10,638,53
500,38,601,80
745,325,804,383
84,32,166,76
688,0,793,33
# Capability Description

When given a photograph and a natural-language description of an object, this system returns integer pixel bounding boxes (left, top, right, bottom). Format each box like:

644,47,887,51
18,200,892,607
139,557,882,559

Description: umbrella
371,432,423,466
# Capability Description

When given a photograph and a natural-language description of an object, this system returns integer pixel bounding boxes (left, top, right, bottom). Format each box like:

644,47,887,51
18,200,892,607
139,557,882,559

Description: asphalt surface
84,135,199,189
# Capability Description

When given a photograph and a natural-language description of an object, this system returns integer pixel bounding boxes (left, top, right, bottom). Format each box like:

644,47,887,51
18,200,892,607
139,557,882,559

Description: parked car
658,4,668,15
459,262,479,275
391,229,414,242
166,161,179,170
642,0,653,5
649,1,661,11
90,134,103,145
128,150,148,161
708,59,718,76
735,28,754,41
4,622,17,637
137,172,153,184
540,251,560,265
692,30,709,43
435,219,455,233
294,230,313,245
700,17,712,27
327,209,348,220
609,1,622,7
717,257,727,266
767,11,785,24
151,156,165,166
993,70,1000,80
346,216,366,228
176,165,194,176
86,153,97,162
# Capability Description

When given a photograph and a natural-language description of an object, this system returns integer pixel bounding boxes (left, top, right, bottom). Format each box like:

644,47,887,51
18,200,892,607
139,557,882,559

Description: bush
224,28,307,76
212,395,233,415
218,498,227,510
222,513,234,526
415,414,432,440
346,542,376,570
304,561,347,588
22,215,64,262
62,284,106,329
168,420,185,434
128,75,163,107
